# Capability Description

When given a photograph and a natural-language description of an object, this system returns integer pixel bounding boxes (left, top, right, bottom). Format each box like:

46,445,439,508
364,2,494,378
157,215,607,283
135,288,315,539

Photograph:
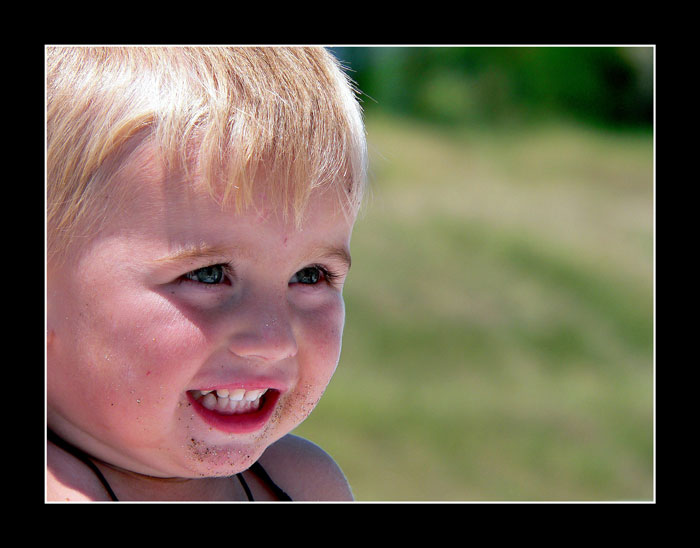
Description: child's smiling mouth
186,387,282,434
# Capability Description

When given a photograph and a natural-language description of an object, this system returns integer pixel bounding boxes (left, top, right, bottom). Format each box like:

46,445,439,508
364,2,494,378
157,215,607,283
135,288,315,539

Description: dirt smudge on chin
184,437,247,477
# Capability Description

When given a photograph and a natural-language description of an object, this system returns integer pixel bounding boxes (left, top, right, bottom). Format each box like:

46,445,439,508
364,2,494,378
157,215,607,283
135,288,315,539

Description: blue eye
184,265,227,284
290,266,323,285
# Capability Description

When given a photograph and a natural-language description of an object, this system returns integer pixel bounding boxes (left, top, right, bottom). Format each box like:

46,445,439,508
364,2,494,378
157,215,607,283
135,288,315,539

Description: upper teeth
196,388,267,401
191,388,268,414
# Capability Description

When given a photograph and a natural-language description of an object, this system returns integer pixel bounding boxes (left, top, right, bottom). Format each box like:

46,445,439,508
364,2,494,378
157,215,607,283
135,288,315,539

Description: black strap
236,472,254,501
47,428,119,501
249,461,293,501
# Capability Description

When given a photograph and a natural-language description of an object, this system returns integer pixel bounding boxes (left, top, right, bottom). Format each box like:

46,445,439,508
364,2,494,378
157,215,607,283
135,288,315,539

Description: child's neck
92,460,245,501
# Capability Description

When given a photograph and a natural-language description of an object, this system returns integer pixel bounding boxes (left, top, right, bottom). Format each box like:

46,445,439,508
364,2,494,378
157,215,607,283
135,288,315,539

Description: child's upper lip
190,377,289,393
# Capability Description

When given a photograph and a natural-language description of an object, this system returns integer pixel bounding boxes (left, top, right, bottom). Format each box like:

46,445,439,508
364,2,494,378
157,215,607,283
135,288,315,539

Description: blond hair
46,46,367,263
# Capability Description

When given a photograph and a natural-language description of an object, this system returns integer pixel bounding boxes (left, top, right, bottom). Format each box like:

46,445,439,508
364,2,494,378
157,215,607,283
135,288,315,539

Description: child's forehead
115,138,353,228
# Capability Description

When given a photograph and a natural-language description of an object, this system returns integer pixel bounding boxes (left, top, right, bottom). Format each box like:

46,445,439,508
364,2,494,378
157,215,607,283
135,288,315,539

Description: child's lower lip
186,390,281,434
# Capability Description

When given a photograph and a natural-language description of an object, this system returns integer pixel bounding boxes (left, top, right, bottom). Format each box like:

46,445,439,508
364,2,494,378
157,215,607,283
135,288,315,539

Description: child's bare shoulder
258,434,353,501
46,440,112,502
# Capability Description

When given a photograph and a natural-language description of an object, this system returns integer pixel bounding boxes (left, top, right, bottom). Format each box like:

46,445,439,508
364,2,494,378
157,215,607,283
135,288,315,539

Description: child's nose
225,293,298,362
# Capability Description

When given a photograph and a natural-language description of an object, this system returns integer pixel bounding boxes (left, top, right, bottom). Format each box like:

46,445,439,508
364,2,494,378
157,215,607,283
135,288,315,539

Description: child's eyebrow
151,243,351,270
152,244,233,266
312,245,352,270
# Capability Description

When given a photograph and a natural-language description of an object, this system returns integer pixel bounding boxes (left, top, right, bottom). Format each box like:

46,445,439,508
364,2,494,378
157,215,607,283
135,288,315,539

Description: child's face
47,142,355,479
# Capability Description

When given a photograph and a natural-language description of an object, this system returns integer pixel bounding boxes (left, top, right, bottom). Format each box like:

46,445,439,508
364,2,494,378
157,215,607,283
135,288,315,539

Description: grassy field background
293,112,654,501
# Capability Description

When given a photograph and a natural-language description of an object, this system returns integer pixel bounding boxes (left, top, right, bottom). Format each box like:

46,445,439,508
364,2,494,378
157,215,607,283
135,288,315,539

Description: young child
46,46,367,501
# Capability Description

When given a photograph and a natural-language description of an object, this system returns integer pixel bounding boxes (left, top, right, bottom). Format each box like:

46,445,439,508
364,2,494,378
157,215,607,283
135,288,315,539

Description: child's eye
289,266,329,285
183,265,228,285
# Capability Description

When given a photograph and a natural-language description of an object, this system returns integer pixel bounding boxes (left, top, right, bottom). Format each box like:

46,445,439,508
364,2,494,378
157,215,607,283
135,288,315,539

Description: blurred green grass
293,113,654,501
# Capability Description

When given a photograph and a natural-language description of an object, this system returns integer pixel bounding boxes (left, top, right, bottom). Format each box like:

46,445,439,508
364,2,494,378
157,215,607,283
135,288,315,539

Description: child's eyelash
314,264,339,282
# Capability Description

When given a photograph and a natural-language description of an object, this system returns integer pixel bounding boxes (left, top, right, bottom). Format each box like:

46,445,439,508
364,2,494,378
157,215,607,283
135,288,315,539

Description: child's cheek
297,295,346,379
93,295,209,410
274,296,346,429
134,298,209,366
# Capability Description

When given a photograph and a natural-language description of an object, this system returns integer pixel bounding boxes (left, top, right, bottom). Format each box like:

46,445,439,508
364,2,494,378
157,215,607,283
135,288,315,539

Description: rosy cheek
95,297,210,391
299,297,346,375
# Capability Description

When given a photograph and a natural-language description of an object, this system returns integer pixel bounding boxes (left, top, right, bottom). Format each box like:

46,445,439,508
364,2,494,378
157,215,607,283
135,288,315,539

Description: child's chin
178,439,270,477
